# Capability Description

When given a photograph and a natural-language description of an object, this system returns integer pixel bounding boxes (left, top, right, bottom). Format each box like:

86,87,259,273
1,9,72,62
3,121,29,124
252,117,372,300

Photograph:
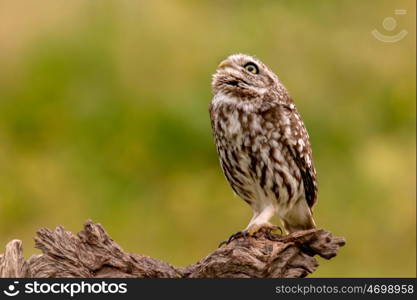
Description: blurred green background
0,0,415,277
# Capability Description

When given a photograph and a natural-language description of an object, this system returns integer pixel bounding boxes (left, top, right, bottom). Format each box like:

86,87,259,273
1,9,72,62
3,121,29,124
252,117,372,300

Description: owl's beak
218,61,232,69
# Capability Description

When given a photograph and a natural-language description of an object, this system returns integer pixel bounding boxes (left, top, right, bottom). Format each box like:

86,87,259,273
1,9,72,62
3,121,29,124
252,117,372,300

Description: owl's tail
281,199,316,234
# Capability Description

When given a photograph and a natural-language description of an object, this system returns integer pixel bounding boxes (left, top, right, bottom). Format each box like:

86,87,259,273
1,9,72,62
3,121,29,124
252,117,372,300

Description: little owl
209,54,318,239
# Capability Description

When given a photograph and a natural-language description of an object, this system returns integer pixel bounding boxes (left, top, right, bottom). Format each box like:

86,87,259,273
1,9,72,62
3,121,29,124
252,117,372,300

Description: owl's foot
246,222,277,236
247,223,283,241
218,231,248,247
218,223,283,247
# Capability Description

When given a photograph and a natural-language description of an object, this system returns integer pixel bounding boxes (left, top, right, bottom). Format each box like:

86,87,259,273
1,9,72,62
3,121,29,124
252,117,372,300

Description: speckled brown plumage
209,54,318,234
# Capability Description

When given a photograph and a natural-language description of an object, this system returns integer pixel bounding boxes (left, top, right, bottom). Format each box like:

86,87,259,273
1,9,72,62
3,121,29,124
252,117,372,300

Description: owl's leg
281,198,316,234
244,205,277,236
218,206,279,247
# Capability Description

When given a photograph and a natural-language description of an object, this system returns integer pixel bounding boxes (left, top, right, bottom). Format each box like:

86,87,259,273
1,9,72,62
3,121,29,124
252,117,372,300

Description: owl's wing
275,102,318,208
287,143,317,208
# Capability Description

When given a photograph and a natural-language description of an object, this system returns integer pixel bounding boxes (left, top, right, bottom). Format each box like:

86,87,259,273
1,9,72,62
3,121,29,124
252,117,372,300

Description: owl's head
212,54,282,100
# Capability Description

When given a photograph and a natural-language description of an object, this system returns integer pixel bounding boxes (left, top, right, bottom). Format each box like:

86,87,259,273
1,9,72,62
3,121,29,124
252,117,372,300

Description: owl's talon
218,231,247,247
246,223,283,240
246,222,277,236
264,226,283,241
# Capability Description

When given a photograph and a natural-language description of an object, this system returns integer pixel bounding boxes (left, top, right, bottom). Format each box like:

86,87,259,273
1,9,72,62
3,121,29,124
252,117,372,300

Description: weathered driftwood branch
0,220,345,278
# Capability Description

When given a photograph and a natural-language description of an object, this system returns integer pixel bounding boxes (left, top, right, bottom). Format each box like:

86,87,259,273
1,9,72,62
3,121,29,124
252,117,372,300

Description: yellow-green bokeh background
0,0,415,277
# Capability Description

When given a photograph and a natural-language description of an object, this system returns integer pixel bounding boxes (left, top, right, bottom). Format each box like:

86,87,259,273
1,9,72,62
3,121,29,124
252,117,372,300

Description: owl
209,54,318,239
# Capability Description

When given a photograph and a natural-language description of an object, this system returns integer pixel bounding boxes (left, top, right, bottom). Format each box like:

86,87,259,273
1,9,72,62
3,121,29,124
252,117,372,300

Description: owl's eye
244,62,259,74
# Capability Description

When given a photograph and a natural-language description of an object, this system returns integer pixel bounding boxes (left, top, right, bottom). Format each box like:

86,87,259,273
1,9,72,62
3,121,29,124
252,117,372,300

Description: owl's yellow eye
244,62,259,74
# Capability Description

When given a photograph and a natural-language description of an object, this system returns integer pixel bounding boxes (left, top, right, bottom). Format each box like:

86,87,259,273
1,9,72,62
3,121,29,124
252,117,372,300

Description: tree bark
0,220,345,278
